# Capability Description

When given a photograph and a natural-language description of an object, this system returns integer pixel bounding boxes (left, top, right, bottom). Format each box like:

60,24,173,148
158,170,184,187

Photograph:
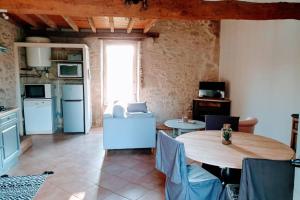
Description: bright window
103,41,139,105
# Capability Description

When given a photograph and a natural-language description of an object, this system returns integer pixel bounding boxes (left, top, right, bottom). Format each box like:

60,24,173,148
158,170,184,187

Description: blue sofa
103,104,156,150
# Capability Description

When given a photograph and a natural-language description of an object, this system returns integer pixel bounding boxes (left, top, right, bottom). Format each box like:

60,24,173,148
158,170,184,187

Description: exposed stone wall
0,18,23,107
0,19,219,126
140,20,220,122
50,19,220,126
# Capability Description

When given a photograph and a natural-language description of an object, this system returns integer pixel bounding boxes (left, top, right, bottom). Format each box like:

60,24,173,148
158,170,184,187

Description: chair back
238,117,258,134
238,158,295,200
291,114,298,151
205,115,240,131
155,131,187,184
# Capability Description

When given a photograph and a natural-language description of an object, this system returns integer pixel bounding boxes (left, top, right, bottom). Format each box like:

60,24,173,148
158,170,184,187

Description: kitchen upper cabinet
0,109,20,175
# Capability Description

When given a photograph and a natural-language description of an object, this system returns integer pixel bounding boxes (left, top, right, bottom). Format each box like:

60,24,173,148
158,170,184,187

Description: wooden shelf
50,60,83,62
48,77,83,81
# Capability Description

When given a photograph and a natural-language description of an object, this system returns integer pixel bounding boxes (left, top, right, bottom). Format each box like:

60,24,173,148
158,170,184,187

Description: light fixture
2,13,9,20
0,9,9,20
124,0,148,10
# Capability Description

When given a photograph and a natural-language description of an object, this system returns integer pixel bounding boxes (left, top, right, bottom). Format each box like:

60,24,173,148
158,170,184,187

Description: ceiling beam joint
16,14,39,27
108,17,114,32
144,19,157,33
62,16,79,32
36,14,57,29
127,18,136,33
87,17,96,32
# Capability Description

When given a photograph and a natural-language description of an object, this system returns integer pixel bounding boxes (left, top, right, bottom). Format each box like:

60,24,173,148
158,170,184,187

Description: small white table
164,119,205,137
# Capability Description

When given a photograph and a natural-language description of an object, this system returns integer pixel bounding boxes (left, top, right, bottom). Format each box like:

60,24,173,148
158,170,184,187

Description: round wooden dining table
176,131,295,169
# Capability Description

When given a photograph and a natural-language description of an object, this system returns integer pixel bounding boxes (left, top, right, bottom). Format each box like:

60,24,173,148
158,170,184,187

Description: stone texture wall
0,19,219,126
0,18,23,107
140,20,220,122
50,19,220,126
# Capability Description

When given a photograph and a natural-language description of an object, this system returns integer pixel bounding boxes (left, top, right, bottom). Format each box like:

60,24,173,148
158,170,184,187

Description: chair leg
172,129,176,137
151,148,156,154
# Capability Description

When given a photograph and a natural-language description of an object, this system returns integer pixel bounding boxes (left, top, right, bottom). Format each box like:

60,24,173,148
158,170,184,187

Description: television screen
199,81,225,98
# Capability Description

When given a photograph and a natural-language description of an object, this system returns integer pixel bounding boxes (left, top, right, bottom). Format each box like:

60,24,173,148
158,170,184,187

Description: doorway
103,40,139,105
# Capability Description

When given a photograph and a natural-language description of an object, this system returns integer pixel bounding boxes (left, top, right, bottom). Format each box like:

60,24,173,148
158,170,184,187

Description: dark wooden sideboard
193,98,231,122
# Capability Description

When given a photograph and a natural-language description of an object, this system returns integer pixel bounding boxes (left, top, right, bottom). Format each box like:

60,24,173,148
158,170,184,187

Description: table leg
172,129,177,138
178,129,182,136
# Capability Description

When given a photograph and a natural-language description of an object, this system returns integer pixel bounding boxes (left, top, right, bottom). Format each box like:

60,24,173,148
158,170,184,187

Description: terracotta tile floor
8,128,165,200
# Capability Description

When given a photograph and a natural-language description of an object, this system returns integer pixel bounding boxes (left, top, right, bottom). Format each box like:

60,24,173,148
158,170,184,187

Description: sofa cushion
127,102,148,113
126,112,153,118
113,104,125,118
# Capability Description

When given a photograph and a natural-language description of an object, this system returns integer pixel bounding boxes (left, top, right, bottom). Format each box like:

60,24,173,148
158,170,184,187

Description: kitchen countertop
0,107,19,118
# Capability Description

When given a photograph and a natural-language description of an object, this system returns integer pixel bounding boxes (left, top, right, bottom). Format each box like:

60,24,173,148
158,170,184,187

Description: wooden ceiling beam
25,29,159,40
127,18,136,33
15,14,39,27
108,17,114,32
87,17,96,32
62,16,79,31
2,0,300,20
144,19,157,33
36,14,57,29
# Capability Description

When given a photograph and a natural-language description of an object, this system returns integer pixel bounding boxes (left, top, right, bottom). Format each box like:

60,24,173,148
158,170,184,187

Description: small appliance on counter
67,53,82,61
57,63,83,78
62,84,84,133
24,84,53,98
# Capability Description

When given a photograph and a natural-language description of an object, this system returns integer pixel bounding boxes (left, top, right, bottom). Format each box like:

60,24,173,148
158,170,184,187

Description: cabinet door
2,122,19,159
0,148,3,171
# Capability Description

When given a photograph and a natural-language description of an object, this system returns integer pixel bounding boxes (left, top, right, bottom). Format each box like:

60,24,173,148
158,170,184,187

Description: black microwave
24,84,53,98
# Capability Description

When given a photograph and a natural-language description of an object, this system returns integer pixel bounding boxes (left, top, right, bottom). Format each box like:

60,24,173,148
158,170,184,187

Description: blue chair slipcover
155,131,222,200
221,158,295,200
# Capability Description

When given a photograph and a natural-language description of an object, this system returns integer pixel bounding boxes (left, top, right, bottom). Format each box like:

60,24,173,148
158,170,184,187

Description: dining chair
204,115,240,182
155,131,222,200
290,114,298,151
205,115,240,131
238,117,258,133
221,158,295,200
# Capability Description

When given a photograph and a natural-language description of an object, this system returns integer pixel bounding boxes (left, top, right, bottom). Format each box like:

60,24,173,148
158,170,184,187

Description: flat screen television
199,81,225,99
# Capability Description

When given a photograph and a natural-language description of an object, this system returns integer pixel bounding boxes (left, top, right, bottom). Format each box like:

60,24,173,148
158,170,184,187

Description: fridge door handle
291,159,300,168
63,100,83,102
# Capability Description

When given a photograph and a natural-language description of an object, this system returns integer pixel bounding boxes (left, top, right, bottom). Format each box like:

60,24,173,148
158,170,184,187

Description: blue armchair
103,103,156,150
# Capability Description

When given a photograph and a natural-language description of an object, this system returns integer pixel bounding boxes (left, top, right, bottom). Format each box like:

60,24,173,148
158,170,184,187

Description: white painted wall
219,20,300,144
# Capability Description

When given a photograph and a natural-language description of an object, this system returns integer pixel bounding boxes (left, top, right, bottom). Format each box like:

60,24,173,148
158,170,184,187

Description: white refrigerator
62,84,84,133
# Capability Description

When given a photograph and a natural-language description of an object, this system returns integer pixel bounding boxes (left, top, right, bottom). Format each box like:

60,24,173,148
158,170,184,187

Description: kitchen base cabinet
0,109,20,175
